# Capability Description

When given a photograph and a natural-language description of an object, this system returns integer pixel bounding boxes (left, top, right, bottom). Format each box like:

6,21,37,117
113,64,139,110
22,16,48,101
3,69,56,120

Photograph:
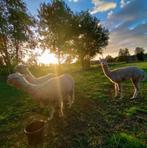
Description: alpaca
99,58,146,99
7,72,75,120
14,64,55,84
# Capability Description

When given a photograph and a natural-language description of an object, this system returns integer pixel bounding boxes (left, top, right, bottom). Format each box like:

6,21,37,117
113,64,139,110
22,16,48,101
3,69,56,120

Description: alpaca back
59,74,74,94
37,74,74,99
111,67,145,82
36,73,55,82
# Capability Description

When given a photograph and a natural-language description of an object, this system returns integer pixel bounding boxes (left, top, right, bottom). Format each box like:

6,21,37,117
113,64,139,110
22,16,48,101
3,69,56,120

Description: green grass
125,106,147,117
0,62,147,147
105,132,146,148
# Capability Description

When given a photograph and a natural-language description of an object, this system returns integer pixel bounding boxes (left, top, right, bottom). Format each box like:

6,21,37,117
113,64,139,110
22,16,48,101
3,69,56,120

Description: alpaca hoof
130,96,142,100
130,97,136,100
130,97,140,100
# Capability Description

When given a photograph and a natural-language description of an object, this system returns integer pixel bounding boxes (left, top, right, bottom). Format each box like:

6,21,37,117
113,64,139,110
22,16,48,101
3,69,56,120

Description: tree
117,48,130,62
0,0,35,68
38,2,109,68
135,47,144,61
72,11,109,69
105,55,114,63
38,0,73,64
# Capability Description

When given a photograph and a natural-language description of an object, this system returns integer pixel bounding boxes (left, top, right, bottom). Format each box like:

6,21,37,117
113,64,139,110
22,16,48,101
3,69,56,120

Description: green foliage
106,133,146,148
72,11,109,69
117,48,130,62
38,2,109,67
106,55,114,62
38,0,73,64
135,47,145,61
125,106,147,117
0,0,35,67
0,66,12,76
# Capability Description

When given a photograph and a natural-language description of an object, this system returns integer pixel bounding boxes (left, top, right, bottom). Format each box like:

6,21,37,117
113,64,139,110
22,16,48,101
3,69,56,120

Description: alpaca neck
101,64,111,77
27,69,35,79
18,77,37,96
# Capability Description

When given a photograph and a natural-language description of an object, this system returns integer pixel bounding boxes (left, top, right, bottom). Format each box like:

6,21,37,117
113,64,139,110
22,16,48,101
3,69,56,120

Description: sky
24,0,147,57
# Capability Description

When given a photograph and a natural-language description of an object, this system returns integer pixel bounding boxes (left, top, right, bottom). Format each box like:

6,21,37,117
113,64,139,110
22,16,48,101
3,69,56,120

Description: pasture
0,62,147,147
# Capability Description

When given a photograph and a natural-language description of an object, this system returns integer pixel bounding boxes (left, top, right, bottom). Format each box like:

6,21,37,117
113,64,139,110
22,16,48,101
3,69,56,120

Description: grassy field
0,62,147,147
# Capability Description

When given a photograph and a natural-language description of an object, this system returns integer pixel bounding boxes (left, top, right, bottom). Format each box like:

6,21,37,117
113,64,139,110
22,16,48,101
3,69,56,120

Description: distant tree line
106,47,146,63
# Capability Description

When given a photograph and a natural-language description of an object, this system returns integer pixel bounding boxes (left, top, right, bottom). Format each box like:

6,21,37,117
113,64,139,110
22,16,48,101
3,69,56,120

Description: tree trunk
15,40,21,64
15,42,19,63
80,55,91,70
0,38,12,74
80,55,84,70
84,58,90,69
1,36,11,67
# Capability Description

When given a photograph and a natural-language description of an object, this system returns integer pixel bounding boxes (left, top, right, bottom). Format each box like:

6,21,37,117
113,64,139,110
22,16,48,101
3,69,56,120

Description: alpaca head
7,72,25,89
99,58,108,66
14,64,29,75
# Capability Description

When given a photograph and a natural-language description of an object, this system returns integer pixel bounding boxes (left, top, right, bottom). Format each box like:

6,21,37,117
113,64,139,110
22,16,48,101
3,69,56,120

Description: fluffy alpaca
99,58,146,99
7,72,75,120
14,64,55,84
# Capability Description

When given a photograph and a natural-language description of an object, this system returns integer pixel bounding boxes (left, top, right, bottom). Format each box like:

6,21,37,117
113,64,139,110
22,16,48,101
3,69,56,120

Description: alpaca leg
131,87,138,99
117,83,123,99
65,88,75,108
48,106,55,121
131,80,140,99
68,88,75,108
71,87,75,105
114,83,119,97
135,82,140,97
58,100,64,117
66,96,72,108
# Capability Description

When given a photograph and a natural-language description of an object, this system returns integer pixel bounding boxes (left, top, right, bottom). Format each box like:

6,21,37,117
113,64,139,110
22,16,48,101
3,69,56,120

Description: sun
37,50,58,64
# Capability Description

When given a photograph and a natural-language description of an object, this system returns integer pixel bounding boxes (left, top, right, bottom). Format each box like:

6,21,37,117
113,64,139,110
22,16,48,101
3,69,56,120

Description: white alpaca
7,72,75,120
99,58,146,99
14,64,55,84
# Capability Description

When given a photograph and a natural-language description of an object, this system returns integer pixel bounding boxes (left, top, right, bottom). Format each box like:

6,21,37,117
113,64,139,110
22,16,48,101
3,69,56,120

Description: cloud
103,0,147,56
68,0,79,2
105,25,147,56
106,0,147,29
107,10,113,18
91,0,117,14
105,22,147,56
120,0,131,8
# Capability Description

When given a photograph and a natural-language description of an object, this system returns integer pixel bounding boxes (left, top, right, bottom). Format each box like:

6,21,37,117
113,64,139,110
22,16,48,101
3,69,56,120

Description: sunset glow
37,50,58,64
24,0,147,57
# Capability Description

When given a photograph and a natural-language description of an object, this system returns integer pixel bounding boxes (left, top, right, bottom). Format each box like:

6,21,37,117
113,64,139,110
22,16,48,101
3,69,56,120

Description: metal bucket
24,120,46,145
